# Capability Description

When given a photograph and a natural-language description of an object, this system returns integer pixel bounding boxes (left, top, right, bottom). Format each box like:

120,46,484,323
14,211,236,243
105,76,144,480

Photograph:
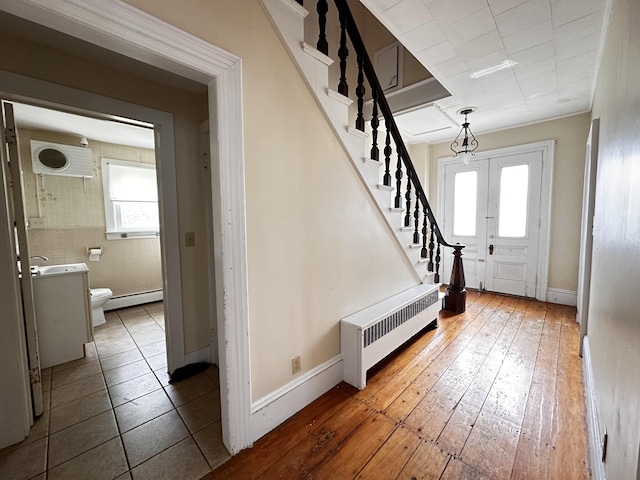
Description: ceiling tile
432,56,469,78
555,32,600,62
503,19,552,55
518,71,557,90
465,49,509,74
551,0,604,27
487,0,529,15
495,0,552,37
362,0,405,15
427,0,488,29
553,11,604,46
514,58,556,80
525,92,559,106
404,19,447,50
477,73,520,94
445,71,486,95
557,67,592,85
556,50,598,75
384,0,434,33
416,40,458,66
444,7,498,47
458,29,504,62
509,40,555,66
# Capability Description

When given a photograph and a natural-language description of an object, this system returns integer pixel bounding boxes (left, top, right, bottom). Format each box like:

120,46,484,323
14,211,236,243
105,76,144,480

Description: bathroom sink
32,263,89,277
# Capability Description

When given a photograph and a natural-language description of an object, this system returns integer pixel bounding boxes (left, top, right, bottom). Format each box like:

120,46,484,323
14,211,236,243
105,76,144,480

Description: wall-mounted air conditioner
30,140,94,178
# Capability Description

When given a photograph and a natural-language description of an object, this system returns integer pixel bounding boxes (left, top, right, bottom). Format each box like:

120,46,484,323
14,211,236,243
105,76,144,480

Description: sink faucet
30,255,49,263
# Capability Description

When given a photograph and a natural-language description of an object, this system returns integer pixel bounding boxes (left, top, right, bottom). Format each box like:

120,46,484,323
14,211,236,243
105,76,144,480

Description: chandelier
450,107,478,165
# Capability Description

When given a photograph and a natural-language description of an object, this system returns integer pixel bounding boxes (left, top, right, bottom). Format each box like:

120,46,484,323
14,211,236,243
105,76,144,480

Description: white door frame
437,140,555,301
0,0,252,454
577,119,599,355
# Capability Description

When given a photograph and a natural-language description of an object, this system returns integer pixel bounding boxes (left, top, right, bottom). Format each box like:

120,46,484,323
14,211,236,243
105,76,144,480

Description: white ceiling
361,0,611,144
10,102,155,150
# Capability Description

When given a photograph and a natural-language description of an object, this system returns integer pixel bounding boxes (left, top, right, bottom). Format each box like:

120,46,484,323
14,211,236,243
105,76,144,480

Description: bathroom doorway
0,0,251,456
0,88,233,475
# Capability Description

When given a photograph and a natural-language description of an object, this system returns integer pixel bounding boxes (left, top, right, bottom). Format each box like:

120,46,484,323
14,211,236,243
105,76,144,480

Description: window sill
106,231,160,240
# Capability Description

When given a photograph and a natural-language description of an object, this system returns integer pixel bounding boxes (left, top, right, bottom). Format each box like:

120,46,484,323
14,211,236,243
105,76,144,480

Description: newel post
444,243,466,313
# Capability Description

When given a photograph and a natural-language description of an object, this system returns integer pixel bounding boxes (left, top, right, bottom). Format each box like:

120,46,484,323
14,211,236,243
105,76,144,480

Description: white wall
589,0,640,477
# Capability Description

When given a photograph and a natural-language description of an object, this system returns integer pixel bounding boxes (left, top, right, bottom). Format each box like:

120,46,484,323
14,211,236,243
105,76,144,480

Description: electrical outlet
185,231,195,247
292,356,301,374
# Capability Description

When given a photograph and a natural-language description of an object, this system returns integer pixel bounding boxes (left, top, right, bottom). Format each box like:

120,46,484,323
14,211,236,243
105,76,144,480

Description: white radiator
341,284,441,390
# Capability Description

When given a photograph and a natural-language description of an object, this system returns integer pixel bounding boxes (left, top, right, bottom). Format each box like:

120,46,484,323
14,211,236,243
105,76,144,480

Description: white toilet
90,288,112,327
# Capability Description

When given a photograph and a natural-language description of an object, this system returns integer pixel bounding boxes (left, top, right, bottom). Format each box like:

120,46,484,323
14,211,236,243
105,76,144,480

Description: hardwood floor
203,291,590,480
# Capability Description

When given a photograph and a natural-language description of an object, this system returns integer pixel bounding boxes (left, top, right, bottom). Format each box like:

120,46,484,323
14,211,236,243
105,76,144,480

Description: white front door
442,150,543,298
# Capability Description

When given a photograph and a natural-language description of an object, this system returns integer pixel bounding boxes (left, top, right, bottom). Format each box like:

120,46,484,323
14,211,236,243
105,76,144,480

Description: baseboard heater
104,289,163,311
341,284,441,390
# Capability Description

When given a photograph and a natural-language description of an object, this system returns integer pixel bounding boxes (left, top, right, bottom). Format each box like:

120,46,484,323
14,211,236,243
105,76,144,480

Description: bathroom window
102,158,159,240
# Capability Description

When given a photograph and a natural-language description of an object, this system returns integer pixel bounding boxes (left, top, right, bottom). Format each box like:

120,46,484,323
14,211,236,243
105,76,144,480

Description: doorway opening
438,141,554,300
0,0,251,455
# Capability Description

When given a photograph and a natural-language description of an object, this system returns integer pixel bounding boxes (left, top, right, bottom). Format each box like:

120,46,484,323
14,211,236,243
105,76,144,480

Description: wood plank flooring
203,292,590,480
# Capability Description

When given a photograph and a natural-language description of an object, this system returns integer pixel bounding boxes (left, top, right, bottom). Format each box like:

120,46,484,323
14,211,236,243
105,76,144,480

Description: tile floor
0,302,230,480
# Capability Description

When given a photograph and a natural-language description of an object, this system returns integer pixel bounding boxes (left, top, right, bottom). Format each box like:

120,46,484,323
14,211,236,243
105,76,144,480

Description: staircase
262,0,466,313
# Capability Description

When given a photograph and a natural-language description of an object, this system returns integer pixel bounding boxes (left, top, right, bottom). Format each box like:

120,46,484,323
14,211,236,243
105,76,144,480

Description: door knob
489,244,494,255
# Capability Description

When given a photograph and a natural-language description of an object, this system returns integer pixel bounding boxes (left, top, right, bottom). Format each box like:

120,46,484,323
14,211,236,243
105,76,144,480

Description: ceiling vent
30,140,94,178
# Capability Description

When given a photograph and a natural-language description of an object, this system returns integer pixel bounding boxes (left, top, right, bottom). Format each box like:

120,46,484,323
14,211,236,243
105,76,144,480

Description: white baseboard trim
251,354,343,442
184,345,212,366
546,287,577,306
104,290,163,311
583,336,606,480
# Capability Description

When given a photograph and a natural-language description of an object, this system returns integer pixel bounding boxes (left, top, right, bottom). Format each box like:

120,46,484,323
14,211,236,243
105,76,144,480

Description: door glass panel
453,170,477,236
498,164,529,237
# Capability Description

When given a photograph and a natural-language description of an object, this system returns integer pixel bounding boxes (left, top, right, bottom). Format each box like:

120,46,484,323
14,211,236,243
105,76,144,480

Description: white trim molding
251,355,344,442
184,345,212,366
0,0,252,454
545,288,577,306
582,336,606,480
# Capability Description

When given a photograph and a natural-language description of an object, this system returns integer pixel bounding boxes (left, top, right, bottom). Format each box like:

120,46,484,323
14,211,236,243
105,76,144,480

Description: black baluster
428,221,435,272
404,170,412,227
421,212,428,258
355,53,365,131
383,128,392,186
413,200,420,245
394,152,403,208
434,243,441,283
338,9,349,96
317,0,328,55
370,92,379,161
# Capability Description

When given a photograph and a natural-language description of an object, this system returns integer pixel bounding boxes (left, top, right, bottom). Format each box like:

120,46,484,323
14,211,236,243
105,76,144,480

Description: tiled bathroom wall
20,128,163,297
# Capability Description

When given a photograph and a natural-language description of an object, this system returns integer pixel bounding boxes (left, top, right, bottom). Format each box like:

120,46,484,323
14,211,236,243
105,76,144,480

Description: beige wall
428,113,591,292
20,128,162,296
589,0,640,477
123,0,420,400
0,28,211,355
